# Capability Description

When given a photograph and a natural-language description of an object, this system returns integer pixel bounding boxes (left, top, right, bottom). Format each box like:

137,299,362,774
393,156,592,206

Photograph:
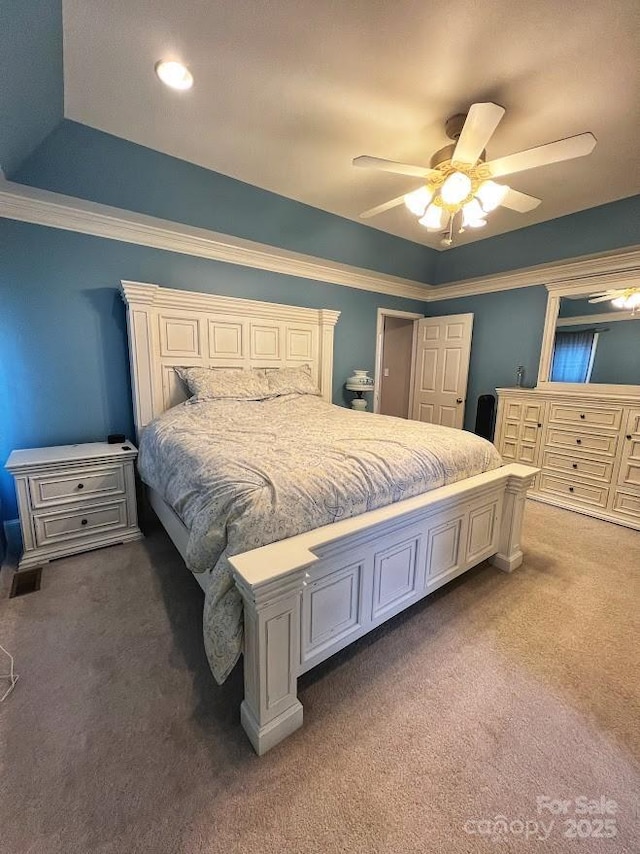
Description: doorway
373,309,423,417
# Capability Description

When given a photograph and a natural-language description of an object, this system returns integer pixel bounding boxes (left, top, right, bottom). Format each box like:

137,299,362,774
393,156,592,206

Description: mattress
138,393,502,682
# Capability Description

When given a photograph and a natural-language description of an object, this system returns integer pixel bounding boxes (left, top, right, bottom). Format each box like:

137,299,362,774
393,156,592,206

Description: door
410,314,473,429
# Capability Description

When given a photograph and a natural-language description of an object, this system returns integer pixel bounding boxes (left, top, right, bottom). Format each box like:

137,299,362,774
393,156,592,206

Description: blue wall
0,218,429,521
13,120,438,283
0,0,64,176
435,195,640,283
589,320,640,385
425,286,549,431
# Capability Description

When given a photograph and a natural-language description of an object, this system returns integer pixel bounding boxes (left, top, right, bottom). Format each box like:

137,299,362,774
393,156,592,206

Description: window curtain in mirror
551,330,597,383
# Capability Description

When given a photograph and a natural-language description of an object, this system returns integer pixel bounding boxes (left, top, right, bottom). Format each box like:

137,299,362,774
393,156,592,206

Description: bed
122,280,538,754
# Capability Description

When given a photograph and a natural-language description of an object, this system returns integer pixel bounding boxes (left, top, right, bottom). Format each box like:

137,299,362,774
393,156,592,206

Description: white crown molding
2,176,639,304
0,178,432,301
557,310,637,326
430,245,640,300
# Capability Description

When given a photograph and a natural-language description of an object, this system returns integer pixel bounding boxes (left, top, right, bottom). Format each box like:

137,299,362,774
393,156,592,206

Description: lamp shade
345,369,374,392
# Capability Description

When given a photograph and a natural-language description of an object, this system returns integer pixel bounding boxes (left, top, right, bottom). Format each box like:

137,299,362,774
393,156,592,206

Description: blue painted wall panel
0,218,428,520
435,195,640,283
0,0,64,176
13,120,438,283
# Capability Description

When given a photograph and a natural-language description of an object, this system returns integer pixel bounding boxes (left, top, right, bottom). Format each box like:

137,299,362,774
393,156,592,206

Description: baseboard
3,520,22,560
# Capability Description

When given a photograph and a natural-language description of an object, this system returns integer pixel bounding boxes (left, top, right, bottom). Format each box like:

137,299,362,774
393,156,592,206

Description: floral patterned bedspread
138,394,502,683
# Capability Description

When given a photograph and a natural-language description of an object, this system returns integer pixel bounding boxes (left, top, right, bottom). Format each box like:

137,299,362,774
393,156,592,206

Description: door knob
456,398,463,404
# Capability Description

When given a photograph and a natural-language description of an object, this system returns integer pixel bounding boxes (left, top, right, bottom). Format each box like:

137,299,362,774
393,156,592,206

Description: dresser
6,442,143,569
495,388,640,530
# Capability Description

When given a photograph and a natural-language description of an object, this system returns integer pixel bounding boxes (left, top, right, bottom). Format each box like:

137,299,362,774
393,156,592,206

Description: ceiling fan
589,287,640,314
353,102,597,246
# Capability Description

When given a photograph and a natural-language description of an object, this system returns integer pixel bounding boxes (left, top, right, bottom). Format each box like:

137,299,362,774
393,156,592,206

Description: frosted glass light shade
441,171,472,205
462,199,487,228
476,180,508,212
404,186,433,216
419,203,446,231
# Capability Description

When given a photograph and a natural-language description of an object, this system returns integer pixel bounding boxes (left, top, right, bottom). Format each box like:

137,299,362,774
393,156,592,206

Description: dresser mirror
538,282,640,393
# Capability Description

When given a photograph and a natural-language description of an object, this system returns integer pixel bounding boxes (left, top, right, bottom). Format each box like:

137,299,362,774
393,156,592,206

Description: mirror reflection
550,296,640,385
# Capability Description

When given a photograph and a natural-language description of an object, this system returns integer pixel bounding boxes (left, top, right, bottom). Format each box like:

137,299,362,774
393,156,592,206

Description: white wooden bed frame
121,280,538,755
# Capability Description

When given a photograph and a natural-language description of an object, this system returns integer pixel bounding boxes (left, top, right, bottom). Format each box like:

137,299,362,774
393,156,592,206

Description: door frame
373,308,424,414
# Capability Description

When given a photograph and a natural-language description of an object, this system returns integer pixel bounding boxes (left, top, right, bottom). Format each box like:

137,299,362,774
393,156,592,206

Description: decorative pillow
175,367,270,401
265,365,320,397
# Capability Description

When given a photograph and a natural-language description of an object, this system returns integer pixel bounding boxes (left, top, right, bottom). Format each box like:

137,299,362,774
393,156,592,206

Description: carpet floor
0,500,638,853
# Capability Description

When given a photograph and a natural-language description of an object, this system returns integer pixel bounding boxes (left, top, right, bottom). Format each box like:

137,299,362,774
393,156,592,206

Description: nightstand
6,442,143,569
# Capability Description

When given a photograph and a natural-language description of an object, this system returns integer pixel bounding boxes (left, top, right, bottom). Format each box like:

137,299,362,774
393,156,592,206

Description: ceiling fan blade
452,102,505,165
352,155,437,179
485,132,597,178
359,192,411,219
589,290,619,297
499,187,541,213
588,295,618,303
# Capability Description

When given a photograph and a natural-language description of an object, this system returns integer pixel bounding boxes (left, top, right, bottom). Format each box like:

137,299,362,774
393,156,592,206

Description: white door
410,314,474,429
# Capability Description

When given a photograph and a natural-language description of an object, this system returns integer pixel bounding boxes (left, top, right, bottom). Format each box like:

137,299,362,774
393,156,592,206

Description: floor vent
9,567,42,598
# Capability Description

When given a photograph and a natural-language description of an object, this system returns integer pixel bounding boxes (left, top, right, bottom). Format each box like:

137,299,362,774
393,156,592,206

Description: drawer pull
580,413,585,419
572,463,578,469
538,423,542,428
576,439,582,445
81,519,88,526
627,434,633,440
77,483,84,490
569,487,575,493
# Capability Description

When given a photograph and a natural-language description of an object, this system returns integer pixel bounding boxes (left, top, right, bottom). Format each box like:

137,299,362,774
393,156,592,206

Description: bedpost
234,568,306,755
490,464,537,573
319,309,340,403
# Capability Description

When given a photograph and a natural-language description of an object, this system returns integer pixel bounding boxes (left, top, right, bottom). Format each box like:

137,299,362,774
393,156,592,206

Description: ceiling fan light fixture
612,292,640,310
404,186,433,217
441,171,472,205
476,180,508,212
419,203,446,231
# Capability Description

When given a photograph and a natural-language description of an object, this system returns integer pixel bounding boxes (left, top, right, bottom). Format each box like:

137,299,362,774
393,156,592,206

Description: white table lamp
345,370,374,411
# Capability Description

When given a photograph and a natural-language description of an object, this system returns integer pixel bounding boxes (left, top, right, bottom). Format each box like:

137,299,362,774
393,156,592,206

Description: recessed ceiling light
155,60,193,91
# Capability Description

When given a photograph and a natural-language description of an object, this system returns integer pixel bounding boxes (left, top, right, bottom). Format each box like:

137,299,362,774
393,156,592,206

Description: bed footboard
230,463,537,755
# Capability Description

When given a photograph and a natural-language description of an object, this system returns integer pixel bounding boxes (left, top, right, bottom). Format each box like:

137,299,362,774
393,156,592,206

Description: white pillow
265,365,320,397
175,367,270,401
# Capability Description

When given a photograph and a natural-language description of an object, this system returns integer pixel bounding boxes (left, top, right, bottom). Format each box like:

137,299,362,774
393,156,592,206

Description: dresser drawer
611,491,640,523
545,428,618,458
33,500,128,547
548,403,622,431
542,451,613,485
538,474,609,509
29,464,126,509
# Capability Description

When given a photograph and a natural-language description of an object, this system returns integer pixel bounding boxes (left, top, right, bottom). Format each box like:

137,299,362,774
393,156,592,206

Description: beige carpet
0,500,638,853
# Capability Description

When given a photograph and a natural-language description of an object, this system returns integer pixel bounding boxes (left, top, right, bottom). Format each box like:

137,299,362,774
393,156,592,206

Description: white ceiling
62,0,640,250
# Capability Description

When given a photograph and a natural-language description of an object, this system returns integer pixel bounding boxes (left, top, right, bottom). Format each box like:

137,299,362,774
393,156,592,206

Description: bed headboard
120,281,341,436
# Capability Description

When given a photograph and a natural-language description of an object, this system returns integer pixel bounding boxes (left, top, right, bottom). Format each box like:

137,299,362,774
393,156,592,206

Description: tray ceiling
62,0,640,249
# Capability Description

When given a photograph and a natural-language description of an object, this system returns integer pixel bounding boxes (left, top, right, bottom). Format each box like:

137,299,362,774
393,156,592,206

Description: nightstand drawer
33,500,128,547
29,464,125,509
